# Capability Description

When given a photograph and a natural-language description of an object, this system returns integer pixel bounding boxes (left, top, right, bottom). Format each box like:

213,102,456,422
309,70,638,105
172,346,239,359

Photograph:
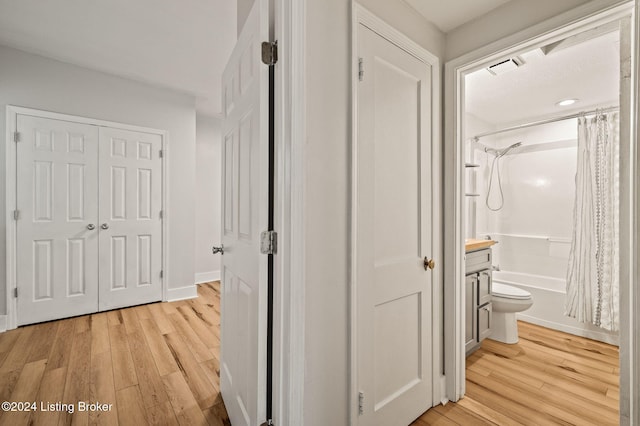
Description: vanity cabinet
465,247,493,355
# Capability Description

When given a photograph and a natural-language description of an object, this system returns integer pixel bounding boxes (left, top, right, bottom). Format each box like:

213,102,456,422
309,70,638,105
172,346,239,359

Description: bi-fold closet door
16,114,163,326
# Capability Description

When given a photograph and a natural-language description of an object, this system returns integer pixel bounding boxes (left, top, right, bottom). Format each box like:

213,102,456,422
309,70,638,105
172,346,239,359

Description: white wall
0,45,197,316
445,0,600,61
195,115,222,283
238,0,256,36
303,1,350,423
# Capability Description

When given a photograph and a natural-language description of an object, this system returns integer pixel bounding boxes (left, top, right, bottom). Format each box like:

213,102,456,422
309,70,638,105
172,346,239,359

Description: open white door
356,23,435,425
16,114,100,325
219,1,270,425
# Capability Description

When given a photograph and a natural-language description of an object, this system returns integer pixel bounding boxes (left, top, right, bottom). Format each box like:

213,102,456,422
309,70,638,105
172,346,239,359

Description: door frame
443,1,639,424
5,105,168,330
350,4,443,424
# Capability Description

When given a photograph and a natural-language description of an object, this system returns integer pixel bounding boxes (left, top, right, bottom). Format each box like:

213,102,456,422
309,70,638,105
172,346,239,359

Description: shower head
499,142,522,157
485,142,522,157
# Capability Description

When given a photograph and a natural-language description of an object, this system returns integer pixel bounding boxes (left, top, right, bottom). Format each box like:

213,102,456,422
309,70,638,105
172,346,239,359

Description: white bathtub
492,270,619,345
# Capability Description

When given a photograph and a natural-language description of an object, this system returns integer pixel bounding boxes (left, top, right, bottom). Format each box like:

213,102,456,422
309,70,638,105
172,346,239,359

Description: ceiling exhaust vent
487,58,521,75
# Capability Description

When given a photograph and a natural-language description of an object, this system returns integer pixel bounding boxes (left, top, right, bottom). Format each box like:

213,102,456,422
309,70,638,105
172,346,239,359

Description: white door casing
16,115,100,325
355,22,435,426
220,1,269,425
98,126,163,311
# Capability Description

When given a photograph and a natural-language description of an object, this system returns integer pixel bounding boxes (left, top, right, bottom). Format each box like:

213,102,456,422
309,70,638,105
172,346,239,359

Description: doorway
444,2,637,423
351,5,442,425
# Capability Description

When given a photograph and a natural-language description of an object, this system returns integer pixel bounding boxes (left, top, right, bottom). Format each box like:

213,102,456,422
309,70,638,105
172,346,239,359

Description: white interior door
219,1,269,425
98,126,163,311
16,114,100,325
356,24,434,425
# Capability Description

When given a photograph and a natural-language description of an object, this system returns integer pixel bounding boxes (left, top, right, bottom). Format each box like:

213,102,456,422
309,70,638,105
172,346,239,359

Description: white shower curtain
565,112,619,331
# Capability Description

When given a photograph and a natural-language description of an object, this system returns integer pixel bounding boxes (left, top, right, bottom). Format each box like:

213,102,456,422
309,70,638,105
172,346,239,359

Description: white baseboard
195,270,221,284
166,285,198,302
517,313,620,346
0,315,7,333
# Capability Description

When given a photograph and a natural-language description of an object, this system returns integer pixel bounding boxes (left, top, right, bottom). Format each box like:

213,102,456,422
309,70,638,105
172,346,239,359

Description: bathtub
492,270,619,345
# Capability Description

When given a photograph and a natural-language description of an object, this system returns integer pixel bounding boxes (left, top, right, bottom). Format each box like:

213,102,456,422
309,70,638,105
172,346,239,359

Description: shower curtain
565,112,619,331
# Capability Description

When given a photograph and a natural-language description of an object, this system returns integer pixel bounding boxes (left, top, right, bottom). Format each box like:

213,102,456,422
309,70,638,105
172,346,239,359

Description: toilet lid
492,282,531,300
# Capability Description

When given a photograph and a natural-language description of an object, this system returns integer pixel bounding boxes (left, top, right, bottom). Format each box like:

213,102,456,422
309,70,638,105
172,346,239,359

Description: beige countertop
465,239,497,252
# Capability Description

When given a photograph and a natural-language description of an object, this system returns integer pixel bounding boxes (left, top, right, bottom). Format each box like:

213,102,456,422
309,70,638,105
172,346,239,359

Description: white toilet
490,282,533,344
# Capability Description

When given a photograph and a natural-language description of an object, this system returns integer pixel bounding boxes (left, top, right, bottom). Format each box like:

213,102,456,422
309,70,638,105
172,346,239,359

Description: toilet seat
492,282,531,300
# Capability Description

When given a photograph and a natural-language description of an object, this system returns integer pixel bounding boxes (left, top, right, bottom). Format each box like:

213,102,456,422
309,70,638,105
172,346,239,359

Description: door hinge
159,149,163,158
358,58,364,81
160,270,163,278
13,288,18,298
159,210,163,219
13,131,21,142
260,230,277,255
13,210,20,220
358,391,364,415
261,41,278,66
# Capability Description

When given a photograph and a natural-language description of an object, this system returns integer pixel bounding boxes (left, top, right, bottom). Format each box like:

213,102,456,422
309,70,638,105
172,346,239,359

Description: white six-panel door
98,127,163,311
16,115,100,325
220,1,269,425
15,114,163,325
356,23,434,425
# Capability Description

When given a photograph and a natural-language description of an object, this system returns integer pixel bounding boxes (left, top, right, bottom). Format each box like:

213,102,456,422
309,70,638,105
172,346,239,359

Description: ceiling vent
487,58,521,75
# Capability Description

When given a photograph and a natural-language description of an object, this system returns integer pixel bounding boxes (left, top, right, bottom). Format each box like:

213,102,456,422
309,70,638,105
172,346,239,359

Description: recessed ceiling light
556,99,578,107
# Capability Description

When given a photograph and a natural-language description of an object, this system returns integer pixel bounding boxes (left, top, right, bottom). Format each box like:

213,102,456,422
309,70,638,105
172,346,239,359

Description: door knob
87,224,96,230
101,223,109,230
424,257,435,271
212,245,224,255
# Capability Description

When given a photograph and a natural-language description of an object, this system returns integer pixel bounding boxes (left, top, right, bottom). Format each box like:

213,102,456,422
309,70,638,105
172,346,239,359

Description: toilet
490,282,533,344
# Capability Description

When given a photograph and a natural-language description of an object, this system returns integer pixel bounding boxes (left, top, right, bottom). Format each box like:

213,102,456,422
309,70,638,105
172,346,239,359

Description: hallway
0,282,229,426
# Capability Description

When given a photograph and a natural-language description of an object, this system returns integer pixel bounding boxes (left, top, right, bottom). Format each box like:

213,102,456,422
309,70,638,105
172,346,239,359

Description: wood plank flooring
0,283,621,425
413,321,620,426
0,282,229,426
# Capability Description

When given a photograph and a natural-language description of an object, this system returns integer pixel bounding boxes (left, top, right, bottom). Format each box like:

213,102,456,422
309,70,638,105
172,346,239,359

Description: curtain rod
472,105,619,141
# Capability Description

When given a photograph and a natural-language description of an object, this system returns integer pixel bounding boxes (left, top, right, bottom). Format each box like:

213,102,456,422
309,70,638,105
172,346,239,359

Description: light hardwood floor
0,282,229,426
413,321,620,425
0,284,620,426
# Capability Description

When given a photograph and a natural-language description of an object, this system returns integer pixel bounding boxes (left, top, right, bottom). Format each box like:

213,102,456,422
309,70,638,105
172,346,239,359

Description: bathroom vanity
465,240,496,355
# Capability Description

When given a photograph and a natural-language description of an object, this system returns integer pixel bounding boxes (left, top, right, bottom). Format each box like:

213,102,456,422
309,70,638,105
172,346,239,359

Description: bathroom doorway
444,2,637,424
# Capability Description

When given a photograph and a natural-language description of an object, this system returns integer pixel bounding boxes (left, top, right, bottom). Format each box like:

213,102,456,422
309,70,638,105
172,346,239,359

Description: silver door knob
212,245,224,255
87,224,96,230
101,223,109,230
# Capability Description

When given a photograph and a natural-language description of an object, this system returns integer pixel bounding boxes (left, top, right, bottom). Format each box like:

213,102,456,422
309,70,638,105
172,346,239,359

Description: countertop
465,238,497,252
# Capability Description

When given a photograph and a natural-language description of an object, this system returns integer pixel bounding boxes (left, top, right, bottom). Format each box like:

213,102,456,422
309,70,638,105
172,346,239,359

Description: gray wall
0,45,197,317
359,0,446,58
445,0,598,60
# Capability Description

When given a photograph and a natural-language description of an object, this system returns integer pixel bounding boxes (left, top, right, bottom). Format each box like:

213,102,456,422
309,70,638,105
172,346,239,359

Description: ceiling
403,0,512,32
0,0,236,117
465,30,620,127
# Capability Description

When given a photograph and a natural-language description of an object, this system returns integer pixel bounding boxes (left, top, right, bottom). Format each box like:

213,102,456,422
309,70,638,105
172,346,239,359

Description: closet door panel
98,127,162,310
16,114,99,325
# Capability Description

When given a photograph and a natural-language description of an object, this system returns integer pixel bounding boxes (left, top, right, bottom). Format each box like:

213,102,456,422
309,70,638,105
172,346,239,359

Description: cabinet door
465,274,477,353
478,303,492,341
478,270,492,305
